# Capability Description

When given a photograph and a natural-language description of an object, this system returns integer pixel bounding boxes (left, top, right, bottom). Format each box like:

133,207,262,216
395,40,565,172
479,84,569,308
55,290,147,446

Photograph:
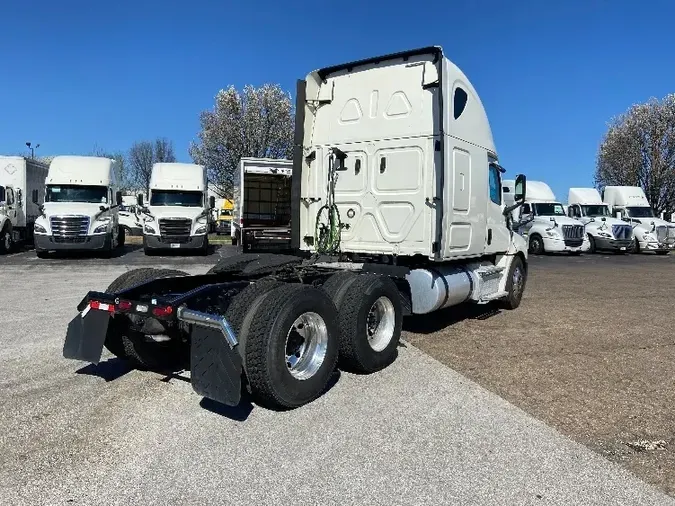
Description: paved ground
1,252,674,505
406,252,675,497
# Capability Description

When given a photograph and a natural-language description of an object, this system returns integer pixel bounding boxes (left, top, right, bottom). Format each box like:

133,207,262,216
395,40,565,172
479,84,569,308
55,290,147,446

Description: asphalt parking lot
1,249,674,505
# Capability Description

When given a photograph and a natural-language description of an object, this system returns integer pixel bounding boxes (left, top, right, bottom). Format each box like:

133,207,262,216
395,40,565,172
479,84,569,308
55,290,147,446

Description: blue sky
2,0,674,201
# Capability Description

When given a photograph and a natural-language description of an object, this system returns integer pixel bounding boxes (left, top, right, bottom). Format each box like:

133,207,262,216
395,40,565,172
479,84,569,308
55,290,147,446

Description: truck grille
50,216,89,237
562,224,584,247
612,224,632,240
668,226,675,243
159,218,191,236
656,225,667,243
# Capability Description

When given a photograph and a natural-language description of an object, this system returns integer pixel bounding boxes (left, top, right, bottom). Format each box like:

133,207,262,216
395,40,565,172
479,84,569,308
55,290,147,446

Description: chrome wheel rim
3,232,10,250
366,296,396,352
285,311,328,380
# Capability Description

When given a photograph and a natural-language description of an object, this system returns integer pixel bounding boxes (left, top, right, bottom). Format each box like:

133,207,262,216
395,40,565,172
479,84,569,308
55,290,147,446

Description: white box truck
602,185,675,254
62,46,530,411
505,180,588,254
566,187,633,253
0,156,49,253
138,162,215,255
32,155,125,258
231,157,293,251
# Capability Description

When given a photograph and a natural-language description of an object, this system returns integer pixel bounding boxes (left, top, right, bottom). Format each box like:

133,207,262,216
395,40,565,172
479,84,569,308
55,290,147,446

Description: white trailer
138,162,215,255
231,157,293,251
602,185,675,254
33,155,125,258
505,180,588,254
0,156,49,253
62,46,530,411
567,187,633,253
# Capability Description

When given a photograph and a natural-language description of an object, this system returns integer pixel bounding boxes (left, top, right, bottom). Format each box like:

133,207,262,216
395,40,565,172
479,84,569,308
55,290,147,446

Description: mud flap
190,326,242,407
63,310,111,364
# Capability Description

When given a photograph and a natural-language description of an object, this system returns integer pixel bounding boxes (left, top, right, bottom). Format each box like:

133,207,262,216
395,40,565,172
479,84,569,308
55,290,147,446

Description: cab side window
488,164,501,205
6,189,14,206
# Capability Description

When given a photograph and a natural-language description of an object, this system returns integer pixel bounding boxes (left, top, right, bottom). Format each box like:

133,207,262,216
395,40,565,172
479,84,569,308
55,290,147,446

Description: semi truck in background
231,157,293,251
215,198,235,235
138,162,215,255
63,46,531,410
32,155,125,258
0,156,49,253
504,180,588,255
567,187,633,253
118,195,143,236
602,185,675,254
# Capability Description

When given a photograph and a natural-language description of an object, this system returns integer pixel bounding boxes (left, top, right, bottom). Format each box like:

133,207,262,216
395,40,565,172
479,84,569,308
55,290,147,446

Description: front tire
323,272,403,374
499,255,527,310
0,227,13,254
587,234,596,254
630,238,640,254
243,283,340,410
529,234,544,255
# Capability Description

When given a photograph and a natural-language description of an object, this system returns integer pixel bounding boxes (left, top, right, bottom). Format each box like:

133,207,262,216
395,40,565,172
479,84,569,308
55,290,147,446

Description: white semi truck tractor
0,156,49,253
567,187,634,253
602,185,675,254
138,162,215,255
32,155,125,258
62,46,530,411
504,180,588,255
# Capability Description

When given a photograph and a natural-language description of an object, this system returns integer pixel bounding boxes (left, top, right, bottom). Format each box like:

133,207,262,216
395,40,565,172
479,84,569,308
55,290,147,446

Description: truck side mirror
137,194,144,207
0,186,5,202
116,191,123,206
32,189,39,204
514,174,526,202
615,211,622,220
209,196,216,209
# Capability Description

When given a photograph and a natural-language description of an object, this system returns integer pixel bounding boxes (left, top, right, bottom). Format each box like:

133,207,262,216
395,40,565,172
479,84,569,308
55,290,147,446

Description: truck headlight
93,219,111,234
34,223,47,234
195,225,208,235
144,224,156,234
643,233,655,241
545,230,559,238
196,215,207,224
598,232,612,238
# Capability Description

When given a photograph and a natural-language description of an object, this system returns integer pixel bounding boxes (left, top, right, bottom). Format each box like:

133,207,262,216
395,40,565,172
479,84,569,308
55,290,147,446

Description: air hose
315,149,345,255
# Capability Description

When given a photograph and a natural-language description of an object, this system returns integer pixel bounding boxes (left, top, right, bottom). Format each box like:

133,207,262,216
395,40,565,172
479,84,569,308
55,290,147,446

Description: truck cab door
5,188,16,221
484,161,511,253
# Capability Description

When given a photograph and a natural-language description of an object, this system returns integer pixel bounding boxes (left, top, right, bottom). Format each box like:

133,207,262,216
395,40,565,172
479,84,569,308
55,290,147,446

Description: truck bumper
593,237,633,251
35,234,110,252
63,299,243,407
542,237,584,252
243,227,292,251
641,241,675,253
144,234,206,251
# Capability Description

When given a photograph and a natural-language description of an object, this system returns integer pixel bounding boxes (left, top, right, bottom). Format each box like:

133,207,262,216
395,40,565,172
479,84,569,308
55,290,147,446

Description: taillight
89,300,115,313
116,300,133,311
152,305,173,317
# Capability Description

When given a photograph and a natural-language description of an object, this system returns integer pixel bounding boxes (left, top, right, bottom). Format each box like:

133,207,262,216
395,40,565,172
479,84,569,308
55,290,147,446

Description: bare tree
128,138,176,195
189,84,294,198
129,141,155,195
595,94,675,213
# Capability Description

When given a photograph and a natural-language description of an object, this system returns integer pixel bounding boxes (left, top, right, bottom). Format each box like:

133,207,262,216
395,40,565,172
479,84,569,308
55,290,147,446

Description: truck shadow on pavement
403,302,502,334
76,358,133,381
38,244,143,260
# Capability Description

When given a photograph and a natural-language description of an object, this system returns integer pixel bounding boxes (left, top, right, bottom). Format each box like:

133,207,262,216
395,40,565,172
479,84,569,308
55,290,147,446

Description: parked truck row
503,180,675,255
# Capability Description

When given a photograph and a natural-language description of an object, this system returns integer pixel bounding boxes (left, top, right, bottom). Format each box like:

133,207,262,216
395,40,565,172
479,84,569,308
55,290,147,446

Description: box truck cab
215,198,234,235
505,180,587,254
602,185,675,254
0,156,49,253
567,188,633,253
139,162,215,255
32,156,124,258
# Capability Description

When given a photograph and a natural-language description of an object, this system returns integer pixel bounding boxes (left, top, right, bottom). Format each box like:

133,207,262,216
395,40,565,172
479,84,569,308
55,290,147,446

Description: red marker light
117,300,132,311
152,305,173,317
89,300,115,313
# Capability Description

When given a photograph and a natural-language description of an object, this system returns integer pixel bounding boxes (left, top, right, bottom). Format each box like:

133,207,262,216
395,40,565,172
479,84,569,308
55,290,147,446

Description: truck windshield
150,190,202,207
625,206,655,218
533,203,566,216
581,205,610,217
46,185,108,203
